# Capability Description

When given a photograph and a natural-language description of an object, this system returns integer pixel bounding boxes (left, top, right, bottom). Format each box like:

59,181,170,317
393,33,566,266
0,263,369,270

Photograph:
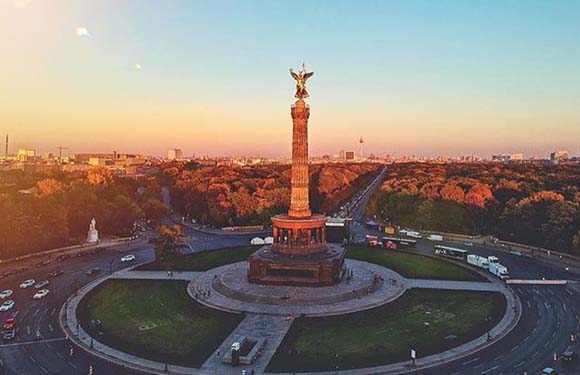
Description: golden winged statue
290,63,314,99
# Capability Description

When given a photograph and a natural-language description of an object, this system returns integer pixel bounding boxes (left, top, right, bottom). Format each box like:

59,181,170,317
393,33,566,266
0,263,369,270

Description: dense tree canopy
165,163,381,226
366,163,580,254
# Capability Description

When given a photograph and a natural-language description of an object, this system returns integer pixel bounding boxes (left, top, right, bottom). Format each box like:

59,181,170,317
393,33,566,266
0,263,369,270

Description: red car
3,317,15,330
383,241,397,250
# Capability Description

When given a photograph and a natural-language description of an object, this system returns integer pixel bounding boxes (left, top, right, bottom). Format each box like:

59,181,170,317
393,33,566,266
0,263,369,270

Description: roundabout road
0,228,260,375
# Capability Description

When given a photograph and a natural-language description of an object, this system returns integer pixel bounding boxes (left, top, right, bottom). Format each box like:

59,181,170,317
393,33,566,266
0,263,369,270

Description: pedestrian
167,271,171,278
208,290,211,297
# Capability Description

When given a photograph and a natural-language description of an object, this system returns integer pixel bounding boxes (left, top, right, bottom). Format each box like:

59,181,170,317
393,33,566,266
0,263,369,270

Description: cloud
76,27,90,38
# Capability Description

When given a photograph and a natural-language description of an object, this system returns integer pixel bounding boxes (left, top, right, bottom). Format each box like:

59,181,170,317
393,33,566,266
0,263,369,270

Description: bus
434,245,468,261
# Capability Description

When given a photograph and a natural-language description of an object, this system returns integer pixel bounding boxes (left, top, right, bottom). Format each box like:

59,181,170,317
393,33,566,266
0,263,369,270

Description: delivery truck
489,262,510,280
467,254,489,269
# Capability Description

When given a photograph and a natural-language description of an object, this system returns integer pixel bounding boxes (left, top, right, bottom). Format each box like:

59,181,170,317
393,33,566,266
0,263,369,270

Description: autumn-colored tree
155,225,186,270
36,178,64,198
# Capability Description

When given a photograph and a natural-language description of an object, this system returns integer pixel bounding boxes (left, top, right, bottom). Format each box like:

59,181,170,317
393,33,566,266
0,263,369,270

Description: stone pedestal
86,218,99,243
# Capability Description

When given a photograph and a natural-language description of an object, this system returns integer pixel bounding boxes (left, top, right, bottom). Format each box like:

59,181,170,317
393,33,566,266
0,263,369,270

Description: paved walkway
190,260,406,316
59,261,520,375
201,314,294,374
112,270,202,281
406,279,503,292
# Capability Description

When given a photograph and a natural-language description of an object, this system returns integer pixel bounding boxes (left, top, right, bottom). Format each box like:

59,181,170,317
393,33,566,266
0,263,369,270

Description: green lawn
347,245,487,282
77,280,243,367
267,289,506,372
137,246,257,271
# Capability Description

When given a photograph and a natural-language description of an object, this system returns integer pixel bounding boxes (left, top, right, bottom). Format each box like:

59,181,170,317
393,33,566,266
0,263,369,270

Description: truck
467,254,489,269
489,262,509,280
488,256,499,264
427,234,443,241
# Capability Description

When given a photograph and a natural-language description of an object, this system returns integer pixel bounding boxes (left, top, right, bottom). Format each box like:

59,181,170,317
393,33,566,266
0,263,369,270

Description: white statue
87,217,99,243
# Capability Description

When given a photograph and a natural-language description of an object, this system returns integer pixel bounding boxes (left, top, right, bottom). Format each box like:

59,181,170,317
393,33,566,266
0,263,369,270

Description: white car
19,279,35,288
121,255,136,263
0,300,15,311
0,289,13,299
34,280,49,289
33,289,50,299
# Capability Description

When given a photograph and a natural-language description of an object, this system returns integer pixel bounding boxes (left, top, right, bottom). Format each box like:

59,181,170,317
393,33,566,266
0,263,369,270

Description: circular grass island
76,245,509,372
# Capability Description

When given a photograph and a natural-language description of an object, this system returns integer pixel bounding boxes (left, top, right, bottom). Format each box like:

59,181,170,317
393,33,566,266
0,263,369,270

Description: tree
36,179,64,198
142,197,169,224
155,225,186,270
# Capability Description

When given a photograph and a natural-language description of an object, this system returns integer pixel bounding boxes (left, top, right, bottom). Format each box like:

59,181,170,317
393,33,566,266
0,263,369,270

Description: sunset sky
1,0,579,158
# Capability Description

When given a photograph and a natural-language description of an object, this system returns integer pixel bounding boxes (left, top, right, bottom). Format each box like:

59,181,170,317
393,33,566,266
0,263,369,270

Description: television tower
359,137,364,158
4,134,8,159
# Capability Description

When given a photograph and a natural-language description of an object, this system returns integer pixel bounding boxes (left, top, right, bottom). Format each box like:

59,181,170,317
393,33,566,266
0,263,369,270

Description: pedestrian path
111,270,202,281
201,314,294,375
406,279,503,292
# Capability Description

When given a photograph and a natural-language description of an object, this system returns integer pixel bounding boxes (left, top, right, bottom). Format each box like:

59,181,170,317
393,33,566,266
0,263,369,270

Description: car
3,318,15,330
49,270,64,278
121,254,136,262
56,254,71,262
0,300,15,311
33,289,49,299
2,328,15,341
562,346,577,362
19,279,35,288
0,290,13,299
538,368,558,375
464,242,474,247
86,267,101,276
34,280,49,289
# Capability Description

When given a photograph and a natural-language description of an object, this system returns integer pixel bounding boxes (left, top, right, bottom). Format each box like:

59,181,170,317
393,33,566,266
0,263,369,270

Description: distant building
338,150,345,160
491,154,510,162
345,151,355,160
509,153,524,161
89,157,114,166
17,148,36,162
167,148,183,160
550,150,569,162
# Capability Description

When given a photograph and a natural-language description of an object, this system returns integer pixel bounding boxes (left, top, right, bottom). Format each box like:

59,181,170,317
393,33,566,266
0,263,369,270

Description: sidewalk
60,263,520,375
112,270,202,281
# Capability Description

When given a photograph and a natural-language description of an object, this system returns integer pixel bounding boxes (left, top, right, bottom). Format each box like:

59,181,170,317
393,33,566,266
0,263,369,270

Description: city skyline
2,0,579,158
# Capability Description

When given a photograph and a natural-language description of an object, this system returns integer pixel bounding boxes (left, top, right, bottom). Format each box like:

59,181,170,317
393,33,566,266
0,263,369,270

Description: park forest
365,163,580,255
0,163,381,260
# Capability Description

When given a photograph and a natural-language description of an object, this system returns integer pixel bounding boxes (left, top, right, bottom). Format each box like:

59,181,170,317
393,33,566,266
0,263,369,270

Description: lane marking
40,366,49,374
68,361,77,369
50,307,56,316
48,324,54,332
28,355,36,363
32,309,40,317
26,326,31,335
510,344,520,352
462,357,479,365
514,360,526,368
481,365,499,374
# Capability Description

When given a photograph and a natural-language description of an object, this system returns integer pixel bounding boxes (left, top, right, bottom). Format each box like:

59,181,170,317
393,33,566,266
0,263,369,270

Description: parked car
121,254,136,263
33,289,50,299
34,280,49,289
0,300,15,311
537,368,558,375
86,267,101,276
3,317,15,330
19,279,35,288
0,290,13,299
2,328,15,341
